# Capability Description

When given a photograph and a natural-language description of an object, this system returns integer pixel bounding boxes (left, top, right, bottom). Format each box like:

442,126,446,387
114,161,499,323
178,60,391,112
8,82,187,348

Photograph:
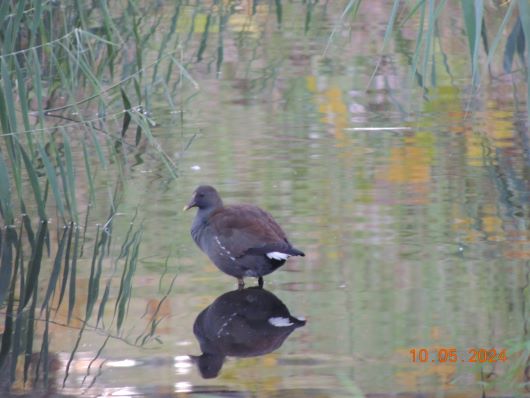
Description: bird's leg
237,277,245,290
258,276,264,288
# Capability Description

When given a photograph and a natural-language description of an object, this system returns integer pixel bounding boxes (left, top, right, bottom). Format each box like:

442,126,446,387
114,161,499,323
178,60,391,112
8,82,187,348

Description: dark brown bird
190,287,306,378
184,185,305,288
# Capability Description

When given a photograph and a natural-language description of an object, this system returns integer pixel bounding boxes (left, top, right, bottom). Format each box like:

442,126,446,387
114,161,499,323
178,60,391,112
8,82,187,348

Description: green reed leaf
22,220,47,309
62,130,78,223
19,143,47,221
120,88,132,138
96,282,111,328
0,227,16,308
57,222,74,311
68,225,80,324
116,229,142,333
14,57,34,155
40,226,68,312
0,230,17,370
0,151,13,225
503,18,525,74
1,58,18,136
38,143,65,222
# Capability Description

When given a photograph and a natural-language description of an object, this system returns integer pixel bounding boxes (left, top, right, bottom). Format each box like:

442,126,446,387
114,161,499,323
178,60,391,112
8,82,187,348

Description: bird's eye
197,193,205,198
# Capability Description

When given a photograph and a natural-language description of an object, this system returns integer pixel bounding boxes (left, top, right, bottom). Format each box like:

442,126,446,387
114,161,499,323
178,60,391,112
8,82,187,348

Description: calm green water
6,1,530,397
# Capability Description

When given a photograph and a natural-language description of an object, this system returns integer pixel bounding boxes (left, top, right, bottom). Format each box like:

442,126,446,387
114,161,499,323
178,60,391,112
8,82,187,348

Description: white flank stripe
268,317,293,327
266,251,290,260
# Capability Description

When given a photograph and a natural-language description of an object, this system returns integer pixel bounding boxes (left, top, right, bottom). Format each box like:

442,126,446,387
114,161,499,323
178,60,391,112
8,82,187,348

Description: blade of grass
0,150,14,225
117,210,138,260
82,335,110,387
128,112,178,178
274,0,282,26
55,141,72,221
420,0,437,87
137,262,177,345
67,226,80,324
22,220,47,308
115,229,142,333
197,13,211,62
85,225,101,321
304,0,316,34
40,307,51,386
30,48,46,131
120,88,132,137
57,221,74,311
4,0,25,55
503,18,524,74
81,136,96,205
0,73,14,159
408,0,426,89
398,0,426,28
40,226,68,312
38,143,65,222
0,228,18,369
87,123,107,167
29,0,44,49
169,55,199,89
366,0,401,91
520,0,530,132
473,1,484,85
0,227,16,306
23,280,38,384
19,144,47,221
1,58,19,139
96,281,111,328
461,0,483,86
86,222,111,321
14,57,34,155
62,321,86,388
8,223,24,384
216,13,225,76
324,0,362,56
61,129,78,223
97,0,123,54
152,4,180,85
21,207,35,251
487,1,516,65
0,2,9,25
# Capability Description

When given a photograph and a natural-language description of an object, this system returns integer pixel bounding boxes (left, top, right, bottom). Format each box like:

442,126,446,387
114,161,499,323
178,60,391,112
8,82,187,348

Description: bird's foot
258,276,264,288
237,278,245,290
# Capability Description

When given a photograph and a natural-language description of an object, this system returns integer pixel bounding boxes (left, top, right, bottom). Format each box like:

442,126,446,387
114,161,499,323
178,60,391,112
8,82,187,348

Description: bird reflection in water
190,287,306,379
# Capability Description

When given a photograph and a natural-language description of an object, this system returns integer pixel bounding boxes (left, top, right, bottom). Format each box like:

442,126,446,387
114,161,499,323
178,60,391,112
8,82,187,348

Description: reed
357,0,530,119
0,1,197,389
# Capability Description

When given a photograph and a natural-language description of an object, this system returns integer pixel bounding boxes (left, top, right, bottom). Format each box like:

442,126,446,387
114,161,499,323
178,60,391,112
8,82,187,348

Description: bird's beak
183,197,196,211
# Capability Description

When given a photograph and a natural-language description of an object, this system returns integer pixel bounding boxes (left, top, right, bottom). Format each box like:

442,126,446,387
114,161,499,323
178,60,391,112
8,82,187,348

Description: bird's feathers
206,204,303,259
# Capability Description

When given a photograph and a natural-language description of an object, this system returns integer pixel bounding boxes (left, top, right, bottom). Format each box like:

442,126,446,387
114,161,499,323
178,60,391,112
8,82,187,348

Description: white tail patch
268,317,293,327
266,251,289,261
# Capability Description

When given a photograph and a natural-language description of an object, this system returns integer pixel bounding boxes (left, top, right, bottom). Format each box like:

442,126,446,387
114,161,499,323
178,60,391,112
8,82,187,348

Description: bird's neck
193,205,222,229
191,205,221,247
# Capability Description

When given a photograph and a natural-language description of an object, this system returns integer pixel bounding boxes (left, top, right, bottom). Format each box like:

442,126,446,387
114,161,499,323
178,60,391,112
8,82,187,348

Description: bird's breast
191,217,208,250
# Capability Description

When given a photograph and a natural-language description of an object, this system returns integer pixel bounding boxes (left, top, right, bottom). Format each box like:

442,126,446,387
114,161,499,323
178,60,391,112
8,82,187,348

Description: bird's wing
208,205,292,258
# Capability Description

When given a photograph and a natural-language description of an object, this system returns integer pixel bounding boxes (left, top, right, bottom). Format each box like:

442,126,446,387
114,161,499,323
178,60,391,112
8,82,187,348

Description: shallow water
5,1,530,397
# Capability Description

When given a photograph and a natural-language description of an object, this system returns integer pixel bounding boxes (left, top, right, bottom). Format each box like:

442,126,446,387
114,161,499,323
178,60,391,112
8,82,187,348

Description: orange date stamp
409,348,508,363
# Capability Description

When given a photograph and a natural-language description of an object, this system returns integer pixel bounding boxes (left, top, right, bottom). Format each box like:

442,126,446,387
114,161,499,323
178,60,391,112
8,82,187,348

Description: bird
184,185,305,288
190,287,306,378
